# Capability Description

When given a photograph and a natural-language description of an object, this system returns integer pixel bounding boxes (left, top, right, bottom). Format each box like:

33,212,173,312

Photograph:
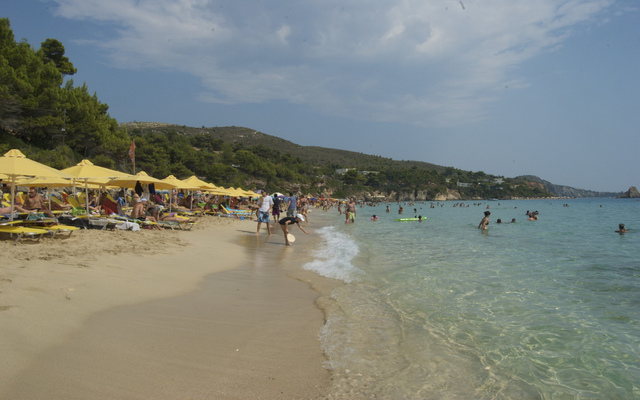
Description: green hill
120,122,446,172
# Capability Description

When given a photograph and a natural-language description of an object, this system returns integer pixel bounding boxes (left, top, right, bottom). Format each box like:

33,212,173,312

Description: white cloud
53,0,618,127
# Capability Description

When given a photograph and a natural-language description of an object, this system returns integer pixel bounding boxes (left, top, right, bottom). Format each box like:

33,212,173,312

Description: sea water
304,198,640,399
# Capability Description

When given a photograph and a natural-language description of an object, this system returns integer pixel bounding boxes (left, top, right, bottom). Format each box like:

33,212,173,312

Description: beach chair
157,220,196,230
100,197,120,216
114,214,160,230
15,216,79,236
219,205,252,219
66,196,88,215
157,213,197,230
44,224,80,237
0,224,50,243
46,195,69,216
202,205,219,216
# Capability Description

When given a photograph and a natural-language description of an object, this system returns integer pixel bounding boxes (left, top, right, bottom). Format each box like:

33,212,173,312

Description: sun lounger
66,196,88,215
7,218,81,237
42,224,80,237
114,215,158,230
87,217,119,230
0,225,50,243
49,195,72,215
158,219,197,231
219,205,252,218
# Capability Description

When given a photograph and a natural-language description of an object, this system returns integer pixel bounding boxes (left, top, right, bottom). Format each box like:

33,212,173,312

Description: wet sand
0,216,332,399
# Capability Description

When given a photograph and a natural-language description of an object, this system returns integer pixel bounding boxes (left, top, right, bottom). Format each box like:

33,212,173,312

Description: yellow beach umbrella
240,188,258,197
15,176,75,211
0,149,75,221
161,175,200,211
204,186,232,196
161,175,199,190
179,176,221,208
182,175,218,190
107,171,178,190
61,159,127,182
223,187,244,197
15,176,73,187
0,149,74,178
61,159,128,214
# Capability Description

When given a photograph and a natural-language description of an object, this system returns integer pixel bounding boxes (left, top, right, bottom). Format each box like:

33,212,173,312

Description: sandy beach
0,216,333,399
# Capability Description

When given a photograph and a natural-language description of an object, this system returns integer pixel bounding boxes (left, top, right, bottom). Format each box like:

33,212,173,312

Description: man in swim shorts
345,197,356,224
256,189,274,235
23,187,54,217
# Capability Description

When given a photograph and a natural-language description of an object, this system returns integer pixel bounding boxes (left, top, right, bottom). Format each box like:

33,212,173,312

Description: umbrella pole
85,179,90,215
10,175,16,222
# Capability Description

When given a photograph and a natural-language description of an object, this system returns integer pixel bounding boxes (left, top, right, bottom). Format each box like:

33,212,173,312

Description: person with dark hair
478,211,490,230
256,189,273,235
271,194,282,227
615,224,629,233
286,192,297,218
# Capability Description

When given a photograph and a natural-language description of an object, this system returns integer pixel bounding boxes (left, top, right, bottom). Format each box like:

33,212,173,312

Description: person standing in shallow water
345,197,357,224
256,189,273,235
615,224,629,233
279,213,309,245
478,211,490,230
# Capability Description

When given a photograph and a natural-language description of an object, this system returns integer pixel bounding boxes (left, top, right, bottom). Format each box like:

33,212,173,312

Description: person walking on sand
271,194,282,229
279,213,309,245
286,192,297,218
299,195,309,223
256,189,274,235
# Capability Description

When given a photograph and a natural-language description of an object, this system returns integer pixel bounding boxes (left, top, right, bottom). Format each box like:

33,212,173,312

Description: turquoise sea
303,198,640,399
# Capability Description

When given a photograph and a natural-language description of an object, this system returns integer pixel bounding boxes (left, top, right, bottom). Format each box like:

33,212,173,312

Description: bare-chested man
345,197,357,224
130,197,161,229
22,187,54,217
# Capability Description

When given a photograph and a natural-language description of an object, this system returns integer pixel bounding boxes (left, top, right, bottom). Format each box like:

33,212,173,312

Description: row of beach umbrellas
0,149,256,221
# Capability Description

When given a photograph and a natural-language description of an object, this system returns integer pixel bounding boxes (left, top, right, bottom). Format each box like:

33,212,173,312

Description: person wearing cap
278,213,309,246
130,197,160,228
478,210,490,230
130,197,147,219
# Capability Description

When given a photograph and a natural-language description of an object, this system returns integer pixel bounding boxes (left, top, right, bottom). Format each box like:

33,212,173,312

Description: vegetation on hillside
1,17,552,200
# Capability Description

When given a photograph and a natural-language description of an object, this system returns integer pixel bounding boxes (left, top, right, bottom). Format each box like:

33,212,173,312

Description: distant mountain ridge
516,175,621,198
121,122,622,197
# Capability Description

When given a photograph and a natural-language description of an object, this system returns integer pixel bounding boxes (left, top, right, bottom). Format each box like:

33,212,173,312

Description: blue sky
4,0,639,192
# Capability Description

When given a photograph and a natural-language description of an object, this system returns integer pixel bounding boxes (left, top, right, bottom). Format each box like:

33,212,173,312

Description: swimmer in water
615,223,628,233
